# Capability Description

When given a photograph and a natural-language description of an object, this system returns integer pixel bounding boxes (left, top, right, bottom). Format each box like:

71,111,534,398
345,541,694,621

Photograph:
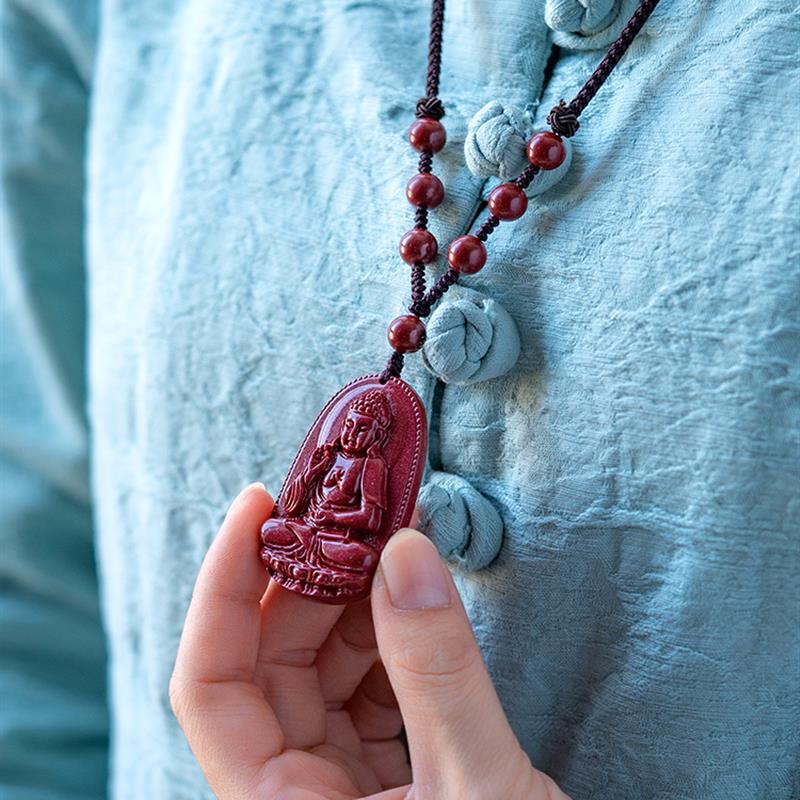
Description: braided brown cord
379,351,405,383
422,268,458,310
417,151,434,174
421,0,445,110
515,164,540,190
410,262,427,306
549,0,662,136
475,215,500,242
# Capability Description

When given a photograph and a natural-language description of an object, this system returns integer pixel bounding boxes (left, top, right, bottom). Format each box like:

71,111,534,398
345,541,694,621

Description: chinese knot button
422,289,521,385
417,471,504,571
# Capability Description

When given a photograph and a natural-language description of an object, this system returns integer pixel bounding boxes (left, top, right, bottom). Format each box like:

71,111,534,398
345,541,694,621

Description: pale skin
170,483,571,800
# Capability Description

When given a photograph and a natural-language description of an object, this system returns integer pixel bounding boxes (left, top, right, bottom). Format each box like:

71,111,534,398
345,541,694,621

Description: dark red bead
408,118,447,153
526,131,567,170
488,183,528,221
406,173,444,208
399,229,438,264
387,315,426,353
447,235,487,275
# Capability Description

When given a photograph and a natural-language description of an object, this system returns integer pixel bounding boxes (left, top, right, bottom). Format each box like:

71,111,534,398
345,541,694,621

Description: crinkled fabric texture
1,1,799,799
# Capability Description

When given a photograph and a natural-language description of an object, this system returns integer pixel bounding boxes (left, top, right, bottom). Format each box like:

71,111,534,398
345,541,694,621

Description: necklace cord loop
386,0,662,380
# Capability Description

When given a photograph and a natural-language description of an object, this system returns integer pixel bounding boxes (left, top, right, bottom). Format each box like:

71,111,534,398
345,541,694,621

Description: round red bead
408,118,447,153
387,315,427,353
488,183,528,221
526,131,567,170
447,235,487,275
406,173,444,208
399,229,438,264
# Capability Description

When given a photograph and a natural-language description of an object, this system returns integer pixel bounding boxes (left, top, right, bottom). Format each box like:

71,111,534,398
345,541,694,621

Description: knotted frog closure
545,0,650,50
545,0,621,35
464,101,531,181
417,471,504,570
465,101,573,195
421,287,520,385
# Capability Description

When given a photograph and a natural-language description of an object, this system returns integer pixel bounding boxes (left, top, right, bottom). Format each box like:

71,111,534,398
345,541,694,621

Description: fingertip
381,527,435,559
204,482,273,585
239,480,270,501
376,528,451,612
225,481,273,521
380,528,444,578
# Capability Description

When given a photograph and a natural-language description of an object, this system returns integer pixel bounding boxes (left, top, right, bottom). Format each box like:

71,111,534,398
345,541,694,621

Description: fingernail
380,529,451,610
226,482,266,518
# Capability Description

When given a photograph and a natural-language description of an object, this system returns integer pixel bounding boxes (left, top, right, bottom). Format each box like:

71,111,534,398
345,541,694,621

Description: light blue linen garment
2,1,798,798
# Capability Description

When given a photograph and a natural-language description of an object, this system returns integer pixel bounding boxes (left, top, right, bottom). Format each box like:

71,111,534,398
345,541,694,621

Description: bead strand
466,132,569,254
390,121,445,366
383,1,449,382
382,0,662,382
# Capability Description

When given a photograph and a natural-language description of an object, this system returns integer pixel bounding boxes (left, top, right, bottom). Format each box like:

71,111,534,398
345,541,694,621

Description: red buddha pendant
260,375,427,603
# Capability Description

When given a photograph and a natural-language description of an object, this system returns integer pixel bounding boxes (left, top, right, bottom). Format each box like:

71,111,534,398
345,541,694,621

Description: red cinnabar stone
447,235,487,274
408,118,447,153
488,183,528,221
526,131,567,170
399,229,438,264
406,173,444,208
387,315,426,353
260,375,428,604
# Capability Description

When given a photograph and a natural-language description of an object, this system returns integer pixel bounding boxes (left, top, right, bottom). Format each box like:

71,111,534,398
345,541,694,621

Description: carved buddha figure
261,389,392,576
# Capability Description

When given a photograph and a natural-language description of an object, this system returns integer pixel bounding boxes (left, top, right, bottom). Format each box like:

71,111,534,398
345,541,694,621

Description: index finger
170,483,285,795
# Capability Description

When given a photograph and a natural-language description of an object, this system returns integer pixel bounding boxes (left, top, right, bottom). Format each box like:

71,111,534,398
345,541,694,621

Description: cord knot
416,96,445,120
409,299,431,319
547,100,580,137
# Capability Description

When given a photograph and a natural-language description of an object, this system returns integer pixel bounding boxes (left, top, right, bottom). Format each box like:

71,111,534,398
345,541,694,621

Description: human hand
170,483,570,799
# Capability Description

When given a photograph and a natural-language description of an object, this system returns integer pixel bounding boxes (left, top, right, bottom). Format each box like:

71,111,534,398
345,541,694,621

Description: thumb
371,529,566,799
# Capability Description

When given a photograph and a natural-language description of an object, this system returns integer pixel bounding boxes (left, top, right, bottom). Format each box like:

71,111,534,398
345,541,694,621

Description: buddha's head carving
340,390,392,456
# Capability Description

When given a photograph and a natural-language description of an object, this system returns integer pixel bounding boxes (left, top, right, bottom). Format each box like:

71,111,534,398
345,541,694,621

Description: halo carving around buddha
260,375,428,604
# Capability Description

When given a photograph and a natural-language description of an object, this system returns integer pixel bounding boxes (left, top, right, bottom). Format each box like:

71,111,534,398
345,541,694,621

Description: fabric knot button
417,471,504,570
422,288,520,385
545,0,620,35
464,101,531,180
